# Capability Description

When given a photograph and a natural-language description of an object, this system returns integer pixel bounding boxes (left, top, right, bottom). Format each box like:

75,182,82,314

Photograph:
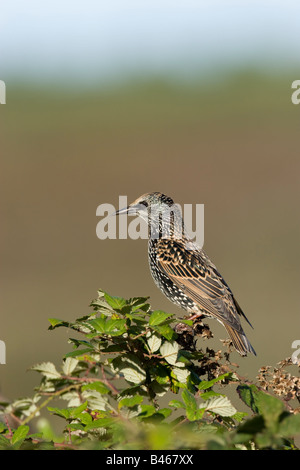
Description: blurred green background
0,2,299,409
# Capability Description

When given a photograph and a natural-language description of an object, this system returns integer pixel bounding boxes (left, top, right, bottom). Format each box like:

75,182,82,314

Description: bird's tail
224,324,256,356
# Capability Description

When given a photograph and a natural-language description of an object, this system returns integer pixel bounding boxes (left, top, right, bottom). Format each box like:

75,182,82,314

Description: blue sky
1,1,299,84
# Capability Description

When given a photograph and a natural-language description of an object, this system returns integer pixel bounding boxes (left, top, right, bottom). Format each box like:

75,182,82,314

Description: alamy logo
0,80,6,104
0,340,6,364
96,196,204,248
291,80,300,105
291,339,300,365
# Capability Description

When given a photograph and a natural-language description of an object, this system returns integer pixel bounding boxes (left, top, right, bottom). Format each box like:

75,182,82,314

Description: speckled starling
116,192,256,356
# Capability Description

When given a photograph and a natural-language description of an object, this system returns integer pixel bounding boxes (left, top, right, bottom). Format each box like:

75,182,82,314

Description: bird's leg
188,312,204,322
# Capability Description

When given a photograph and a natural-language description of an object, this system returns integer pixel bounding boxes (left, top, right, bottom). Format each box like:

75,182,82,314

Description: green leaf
78,412,93,426
138,405,157,418
237,384,259,413
85,417,115,430
198,390,221,400
70,401,89,419
172,367,190,384
231,412,248,422
182,389,197,410
0,422,6,433
122,366,146,384
88,317,127,336
200,396,237,417
153,323,177,341
11,425,30,446
65,348,95,358
105,318,127,336
126,313,148,325
81,381,110,395
62,357,78,375
149,310,171,326
182,389,198,421
238,384,285,431
278,413,300,438
113,355,146,384
236,415,265,437
160,341,183,367
169,399,186,409
48,401,88,420
255,391,284,430
146,331,162,353
198,372,231,390
128,296,150,313
0,434,11,449
47,407,72,419
48,318,68,329
104,293,127,310
31,362,61,379
118,395,144,409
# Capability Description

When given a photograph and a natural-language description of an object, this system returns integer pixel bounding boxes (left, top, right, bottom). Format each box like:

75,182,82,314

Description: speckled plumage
117,192,256,356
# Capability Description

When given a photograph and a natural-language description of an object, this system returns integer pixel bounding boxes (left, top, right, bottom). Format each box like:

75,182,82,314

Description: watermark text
0,340,6,364
291,80,300,105
291,339,300,365
0,80,6,104
96,196,204,248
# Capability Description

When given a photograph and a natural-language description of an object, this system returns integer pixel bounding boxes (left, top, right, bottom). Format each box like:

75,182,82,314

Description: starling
116,192,256,356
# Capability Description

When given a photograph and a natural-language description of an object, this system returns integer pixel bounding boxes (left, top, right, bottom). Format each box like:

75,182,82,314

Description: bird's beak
114,204,139,216
114,206,129,216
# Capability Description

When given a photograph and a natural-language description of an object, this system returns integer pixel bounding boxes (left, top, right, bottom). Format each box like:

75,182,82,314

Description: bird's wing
155,239,246,333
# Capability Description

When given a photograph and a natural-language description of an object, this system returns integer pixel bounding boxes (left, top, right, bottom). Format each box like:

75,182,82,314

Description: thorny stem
20,383,82,426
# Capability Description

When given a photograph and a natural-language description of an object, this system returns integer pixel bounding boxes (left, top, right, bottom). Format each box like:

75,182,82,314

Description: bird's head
115,192,174,220
115,192,184,239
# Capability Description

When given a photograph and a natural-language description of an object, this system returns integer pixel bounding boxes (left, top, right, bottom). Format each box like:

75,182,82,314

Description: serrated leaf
231,412,248,422
151,382,169,397
198,373,230,390
149,310,171,326
237,384,259,413
81,391,107,411
238,384,285,430
255,391,284,430
82,381,110,395
160,341,184,367
182,389,197,411
62,357,78,375
31,362,61,379
65,348,95,358
47,407,71,419
48,401,88,420
153,323,176,341
200,396,237,417
85,418,115,430
138,404,157,418
169,399,186,409
146,331,162,353
118,395,144,409
11,425,30,445
172,367,190,384
70,401,89,418
278,413,300,437
88,317,126,336
199,390,221,400
0,422,6,433
48,318,68,329
104,293,127,310
122,367,146,384
113,355,146,384
128,296,150,313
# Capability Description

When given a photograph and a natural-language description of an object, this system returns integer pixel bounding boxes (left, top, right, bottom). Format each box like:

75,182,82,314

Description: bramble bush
0,289,299,450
